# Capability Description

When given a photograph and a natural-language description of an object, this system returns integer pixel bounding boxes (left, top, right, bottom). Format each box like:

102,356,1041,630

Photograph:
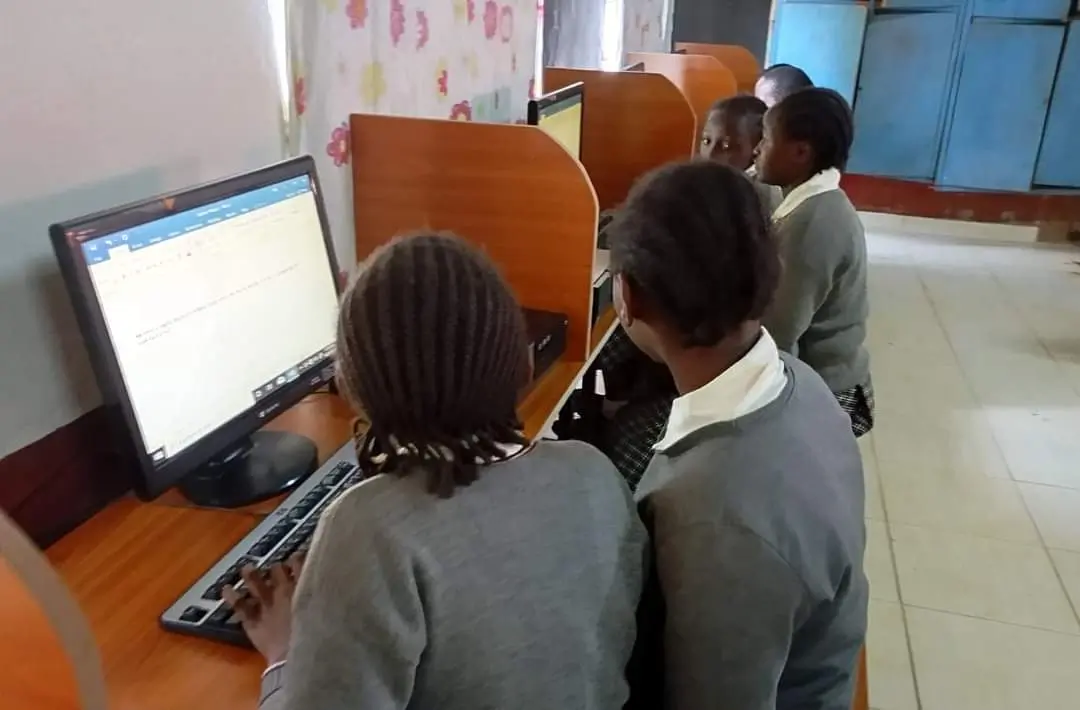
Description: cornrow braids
336,232,531,498
771,87,855,174
607,161,780,348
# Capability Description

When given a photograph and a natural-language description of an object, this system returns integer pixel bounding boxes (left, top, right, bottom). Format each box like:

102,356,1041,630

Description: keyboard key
202,583,224,601
206,606,233,627
180,606,208,623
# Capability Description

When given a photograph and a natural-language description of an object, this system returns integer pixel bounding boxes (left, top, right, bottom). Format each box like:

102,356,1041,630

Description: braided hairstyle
336,232,530,497
607,161,779,348
770,87,855,174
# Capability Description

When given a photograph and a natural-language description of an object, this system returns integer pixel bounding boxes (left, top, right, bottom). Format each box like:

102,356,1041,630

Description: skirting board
858,211,1039,245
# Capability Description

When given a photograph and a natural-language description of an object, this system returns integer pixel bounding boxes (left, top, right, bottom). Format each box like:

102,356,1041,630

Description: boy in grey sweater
607,161,868,710
756,87,874,436
224,234,646,710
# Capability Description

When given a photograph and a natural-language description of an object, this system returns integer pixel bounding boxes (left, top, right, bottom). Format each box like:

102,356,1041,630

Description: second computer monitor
528,82,584,161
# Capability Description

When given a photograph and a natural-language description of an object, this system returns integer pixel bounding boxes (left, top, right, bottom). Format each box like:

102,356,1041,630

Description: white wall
0,1,285,457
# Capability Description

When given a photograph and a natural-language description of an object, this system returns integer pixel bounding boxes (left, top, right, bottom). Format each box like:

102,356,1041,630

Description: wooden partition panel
627,52,738,137
1,509,107,710
544,67,696,210
675,42,761,93
350,114,599,360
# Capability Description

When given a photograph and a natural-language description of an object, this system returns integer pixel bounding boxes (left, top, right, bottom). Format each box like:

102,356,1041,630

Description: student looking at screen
225,233,646,710
609,161,868,710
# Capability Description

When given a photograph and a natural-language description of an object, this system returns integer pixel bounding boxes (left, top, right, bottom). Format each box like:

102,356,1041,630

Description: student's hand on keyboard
223,553,305,665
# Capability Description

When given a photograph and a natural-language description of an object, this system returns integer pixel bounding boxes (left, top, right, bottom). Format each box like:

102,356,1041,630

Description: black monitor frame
527,82,585,160
50,155,342,502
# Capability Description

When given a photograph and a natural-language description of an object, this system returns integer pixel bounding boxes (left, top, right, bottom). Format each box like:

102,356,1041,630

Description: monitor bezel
49,155,342,501
526,81,585,160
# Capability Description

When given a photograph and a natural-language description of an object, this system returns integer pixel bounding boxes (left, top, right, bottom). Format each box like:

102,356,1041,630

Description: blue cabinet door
937,20,1065,191
768,2,868,105
848,11,959,179
1035,21,1080,188
882,1,964,7
972,0,1071,20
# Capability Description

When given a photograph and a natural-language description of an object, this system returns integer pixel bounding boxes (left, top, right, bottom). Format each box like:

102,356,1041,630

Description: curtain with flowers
621,0,672,56
287,0,538,267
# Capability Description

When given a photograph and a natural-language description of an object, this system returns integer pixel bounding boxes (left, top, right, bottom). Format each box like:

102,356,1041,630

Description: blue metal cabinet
937,20,1065,191
849,11,960,179
768,2,868,104
1035,21,1080,188
972,0,1071,20
879,1,965,7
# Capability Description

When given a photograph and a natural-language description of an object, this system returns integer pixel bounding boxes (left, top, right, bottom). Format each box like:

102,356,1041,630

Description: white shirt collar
772,168,842,221
653,329,788,452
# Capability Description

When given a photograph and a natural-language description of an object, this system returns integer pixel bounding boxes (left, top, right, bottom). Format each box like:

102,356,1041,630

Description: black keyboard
160,443,362,646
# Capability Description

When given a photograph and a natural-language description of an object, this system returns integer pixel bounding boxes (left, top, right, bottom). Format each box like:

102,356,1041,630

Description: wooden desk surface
45,364,591,708
43,370,869,710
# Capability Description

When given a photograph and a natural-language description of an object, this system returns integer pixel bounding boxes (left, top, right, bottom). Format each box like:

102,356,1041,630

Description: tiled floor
861,227,1080,710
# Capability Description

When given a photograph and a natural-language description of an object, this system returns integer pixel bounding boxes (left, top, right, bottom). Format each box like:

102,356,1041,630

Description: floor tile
890,524,1078,633
907,607,1080,710
872,408,1012,481
1020,484,1080,552
861,228,1080,708
984,405,1080,489
865,521,898,602
881,471,1038,543
866,601,918,710
1048,548,1080,616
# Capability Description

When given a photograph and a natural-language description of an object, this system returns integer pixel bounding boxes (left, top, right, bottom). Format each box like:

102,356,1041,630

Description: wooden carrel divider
626,51,738,139
543,67,696,211
674,42,761,94
349,114,601,432
1,508,107,710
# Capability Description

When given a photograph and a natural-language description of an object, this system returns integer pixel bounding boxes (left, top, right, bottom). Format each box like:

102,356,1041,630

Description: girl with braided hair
756,87,874,437
228,233,645,710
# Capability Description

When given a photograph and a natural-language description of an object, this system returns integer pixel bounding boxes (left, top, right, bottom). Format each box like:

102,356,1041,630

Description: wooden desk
44,368,598,709
44,395,357,709
45,380,868,709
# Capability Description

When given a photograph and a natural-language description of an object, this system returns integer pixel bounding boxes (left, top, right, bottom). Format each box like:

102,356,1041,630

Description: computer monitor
527,82,584,160
622,61,646,72
50,156,342,507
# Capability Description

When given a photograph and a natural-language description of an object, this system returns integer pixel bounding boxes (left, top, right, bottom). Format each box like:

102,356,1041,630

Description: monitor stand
178,431,318,508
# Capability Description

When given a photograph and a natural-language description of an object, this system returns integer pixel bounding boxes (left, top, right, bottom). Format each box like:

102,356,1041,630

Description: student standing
756,87,874,436
609,161,868,710
226,233,646,710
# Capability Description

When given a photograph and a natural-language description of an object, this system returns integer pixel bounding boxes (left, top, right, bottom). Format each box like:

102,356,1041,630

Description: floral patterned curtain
287,0,538,267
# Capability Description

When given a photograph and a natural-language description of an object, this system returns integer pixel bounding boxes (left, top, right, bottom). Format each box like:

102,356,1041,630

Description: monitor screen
51,157,341,499
528,83,584,160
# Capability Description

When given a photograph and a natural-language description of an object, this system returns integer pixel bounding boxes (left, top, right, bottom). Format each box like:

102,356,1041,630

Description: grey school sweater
631,355,868,710
765,190,870,394
261,440,646,710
